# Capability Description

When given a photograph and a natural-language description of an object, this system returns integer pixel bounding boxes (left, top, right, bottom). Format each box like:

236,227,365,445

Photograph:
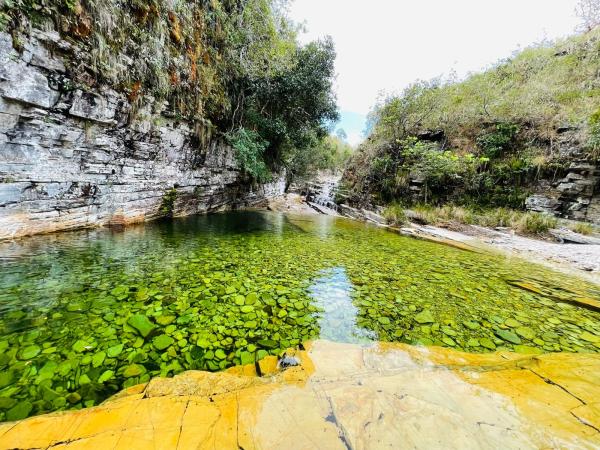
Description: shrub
570,222,594,235
225,128,271,182
515,212,558,234
382,204,408,226
410,205,438,225
476,123,520,159
395,204,559,236
160,188,177,217
587,108,600,160
398,138,488,203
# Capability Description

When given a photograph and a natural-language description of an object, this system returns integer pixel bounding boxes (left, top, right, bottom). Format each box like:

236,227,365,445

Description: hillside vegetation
1,0,338,182
344,27,600,209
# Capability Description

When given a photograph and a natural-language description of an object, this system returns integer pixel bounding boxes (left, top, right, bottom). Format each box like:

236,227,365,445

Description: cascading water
306,174,341,211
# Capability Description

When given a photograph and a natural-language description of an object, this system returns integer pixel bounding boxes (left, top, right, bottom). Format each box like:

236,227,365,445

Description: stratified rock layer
0,30,284,240
0,341,598,449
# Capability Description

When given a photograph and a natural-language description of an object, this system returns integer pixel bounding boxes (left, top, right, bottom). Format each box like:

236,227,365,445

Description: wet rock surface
0,340,598,449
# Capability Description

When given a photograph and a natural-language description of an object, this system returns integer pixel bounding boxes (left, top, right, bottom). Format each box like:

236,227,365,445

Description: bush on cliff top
344,27,600,208
1,0,338,182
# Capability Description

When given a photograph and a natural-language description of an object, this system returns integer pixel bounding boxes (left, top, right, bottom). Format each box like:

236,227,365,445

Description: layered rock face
521,129,600,223
526,161,600,223
0,30,284,240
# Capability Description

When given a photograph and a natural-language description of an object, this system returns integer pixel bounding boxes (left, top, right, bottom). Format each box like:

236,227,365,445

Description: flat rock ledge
0,340,599,449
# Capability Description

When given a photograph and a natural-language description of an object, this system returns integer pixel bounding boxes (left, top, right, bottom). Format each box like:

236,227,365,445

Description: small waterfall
306,174,341,211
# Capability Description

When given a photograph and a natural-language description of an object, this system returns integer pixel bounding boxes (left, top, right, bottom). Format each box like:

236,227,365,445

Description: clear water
0,210,598,421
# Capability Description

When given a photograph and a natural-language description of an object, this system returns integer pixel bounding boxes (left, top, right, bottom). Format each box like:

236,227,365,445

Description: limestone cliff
0,30,284,240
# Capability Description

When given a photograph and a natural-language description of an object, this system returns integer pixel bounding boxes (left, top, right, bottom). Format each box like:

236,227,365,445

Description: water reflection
309,267,377,343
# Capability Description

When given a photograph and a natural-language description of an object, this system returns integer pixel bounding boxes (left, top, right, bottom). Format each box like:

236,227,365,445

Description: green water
0,211,599,421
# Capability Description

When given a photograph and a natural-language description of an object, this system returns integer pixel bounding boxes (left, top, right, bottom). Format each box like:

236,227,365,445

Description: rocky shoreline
267,194,600,282
1,340,598,449
0,30,285,241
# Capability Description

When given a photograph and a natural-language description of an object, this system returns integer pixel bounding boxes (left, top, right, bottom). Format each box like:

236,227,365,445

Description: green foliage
3,0,338,182
382,203,408,226
159,188,177,217
570,221,594,235
399,138,488,202
225,128,270,182
517,212,558,234
588,108,600,159
286,135,352,181
243,37,339,177
399,204,558,235
345,28,600,209
476,123,519,159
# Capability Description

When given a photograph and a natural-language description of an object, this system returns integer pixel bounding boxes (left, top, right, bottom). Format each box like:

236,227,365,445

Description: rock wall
520,129,600,224
0,30,285,240
526,161,600,224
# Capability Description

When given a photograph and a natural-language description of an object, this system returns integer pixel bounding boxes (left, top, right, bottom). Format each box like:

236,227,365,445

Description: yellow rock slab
0,341,598,449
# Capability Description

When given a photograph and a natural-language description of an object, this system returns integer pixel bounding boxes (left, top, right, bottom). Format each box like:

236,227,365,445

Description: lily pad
123,364,145,378
462,321,480,330
479,338,496,350
6,401,32,421
98,370,115,383
92,351,106,368
72,340,88,353
466,338,480,347
0,371,14,389
515,327,535,341
155,315,176,326
514,345,543,355
504,318,521,328
257,339,278,349
66,392,81,404
580,331,600,343
107,344,124,358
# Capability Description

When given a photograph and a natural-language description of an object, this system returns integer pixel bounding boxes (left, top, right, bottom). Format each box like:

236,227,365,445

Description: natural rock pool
0,211,599,421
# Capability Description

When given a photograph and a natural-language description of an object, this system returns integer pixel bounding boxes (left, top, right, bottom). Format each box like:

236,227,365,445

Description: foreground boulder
0,340,598,449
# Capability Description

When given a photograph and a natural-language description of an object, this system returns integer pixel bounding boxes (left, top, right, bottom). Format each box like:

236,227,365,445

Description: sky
289,0,582,145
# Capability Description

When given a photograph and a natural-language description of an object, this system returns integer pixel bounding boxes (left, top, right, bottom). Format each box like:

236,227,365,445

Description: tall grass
570,222,594,235
382,203,408,226
398,205,561,235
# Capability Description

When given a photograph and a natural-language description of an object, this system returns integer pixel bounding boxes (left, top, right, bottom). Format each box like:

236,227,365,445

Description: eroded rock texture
0,341,598,449
526,160,600,223
0,30,284,240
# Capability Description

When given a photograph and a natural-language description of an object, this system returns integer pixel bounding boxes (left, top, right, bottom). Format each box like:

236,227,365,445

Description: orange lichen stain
378,342,600,443
169,70,179,86
168,12,182,44
0,342,598,449
128,81,142,103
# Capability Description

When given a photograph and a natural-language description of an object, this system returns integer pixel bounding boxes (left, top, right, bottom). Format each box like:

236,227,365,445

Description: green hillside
345,27,600,209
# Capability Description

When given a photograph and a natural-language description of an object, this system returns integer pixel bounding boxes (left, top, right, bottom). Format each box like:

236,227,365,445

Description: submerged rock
1,341,599,449
128,315,156,338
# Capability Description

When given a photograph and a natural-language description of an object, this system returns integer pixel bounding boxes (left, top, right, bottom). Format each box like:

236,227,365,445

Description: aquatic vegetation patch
0,211,598,421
